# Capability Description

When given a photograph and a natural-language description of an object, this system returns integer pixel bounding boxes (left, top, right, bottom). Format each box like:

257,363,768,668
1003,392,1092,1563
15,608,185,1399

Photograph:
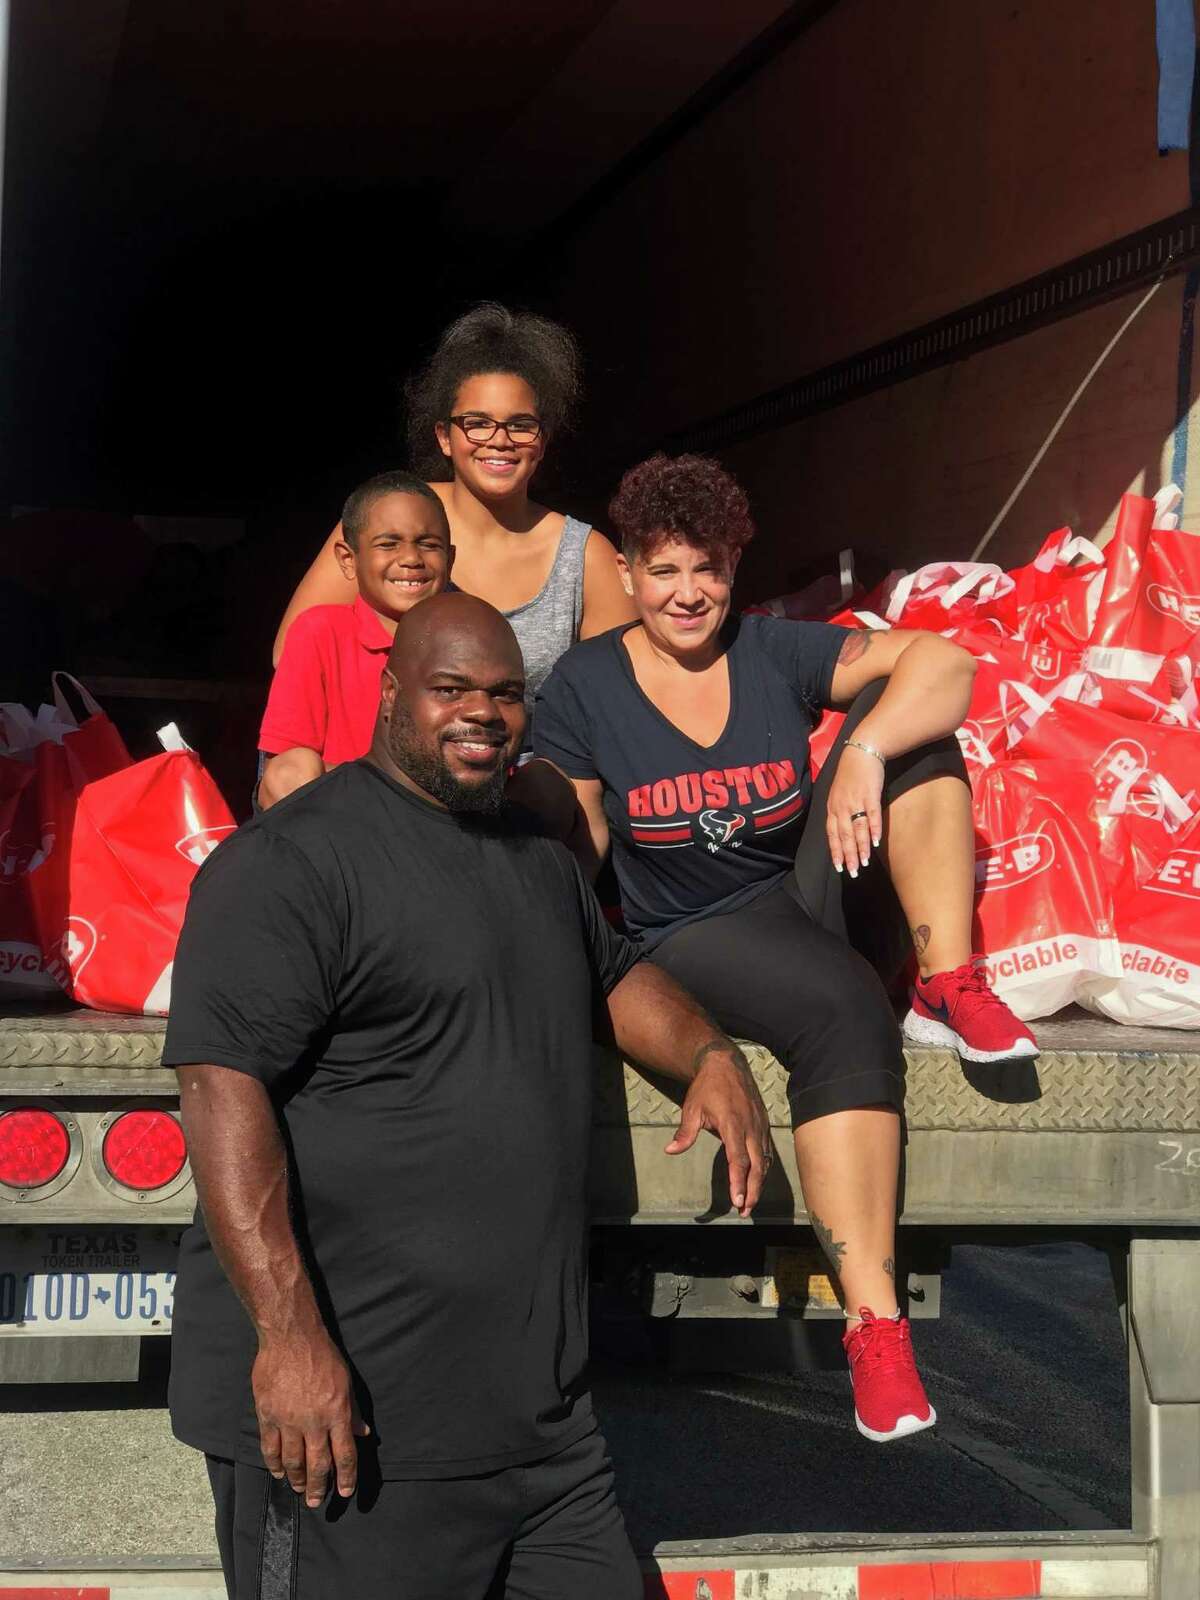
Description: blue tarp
1157,0,1196,152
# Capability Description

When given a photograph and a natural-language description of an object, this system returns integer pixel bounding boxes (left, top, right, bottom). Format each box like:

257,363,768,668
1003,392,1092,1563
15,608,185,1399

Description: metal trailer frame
0,1006,1197,1596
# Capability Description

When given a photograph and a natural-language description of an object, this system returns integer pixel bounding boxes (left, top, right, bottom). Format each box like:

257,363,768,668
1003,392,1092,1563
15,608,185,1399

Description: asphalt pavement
0,1242,1128,1566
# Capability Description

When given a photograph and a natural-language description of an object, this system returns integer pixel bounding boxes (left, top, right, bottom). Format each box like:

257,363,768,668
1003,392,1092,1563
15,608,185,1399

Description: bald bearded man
164,594,771,1600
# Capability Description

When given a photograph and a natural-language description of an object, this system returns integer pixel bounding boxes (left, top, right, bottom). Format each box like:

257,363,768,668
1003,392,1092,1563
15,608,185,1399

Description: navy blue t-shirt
534,615,849,948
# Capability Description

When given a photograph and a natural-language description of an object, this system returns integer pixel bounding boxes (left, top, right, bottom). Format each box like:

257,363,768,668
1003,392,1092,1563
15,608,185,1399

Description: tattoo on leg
836,629,876,666
690,1038,749,1076
911,924,931,957
810,1212,846,1273
883,1256,895,1278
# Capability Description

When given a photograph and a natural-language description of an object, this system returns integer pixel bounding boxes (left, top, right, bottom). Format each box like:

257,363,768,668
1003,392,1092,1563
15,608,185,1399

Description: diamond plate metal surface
597,1042,1200,1133
0,1012,166,1071
903,1049,1200,1131
3,1014,1198,1133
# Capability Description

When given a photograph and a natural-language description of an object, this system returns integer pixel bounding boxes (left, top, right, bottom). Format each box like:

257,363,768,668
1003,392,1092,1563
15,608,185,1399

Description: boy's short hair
341,470,449,550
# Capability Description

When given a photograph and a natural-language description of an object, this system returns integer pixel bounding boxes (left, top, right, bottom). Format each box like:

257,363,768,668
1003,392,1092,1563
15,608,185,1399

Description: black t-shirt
163,760,640,1479
533,615,849,948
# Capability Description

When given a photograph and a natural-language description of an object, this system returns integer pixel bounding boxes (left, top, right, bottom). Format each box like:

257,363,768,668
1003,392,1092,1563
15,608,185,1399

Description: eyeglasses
449,413,544,445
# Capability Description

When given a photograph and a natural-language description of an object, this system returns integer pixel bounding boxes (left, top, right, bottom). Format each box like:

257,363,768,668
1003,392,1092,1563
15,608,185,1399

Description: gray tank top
505,515,590,718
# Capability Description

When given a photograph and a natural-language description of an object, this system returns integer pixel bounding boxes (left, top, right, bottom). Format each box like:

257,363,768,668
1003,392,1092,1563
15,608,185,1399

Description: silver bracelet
844,737,886,767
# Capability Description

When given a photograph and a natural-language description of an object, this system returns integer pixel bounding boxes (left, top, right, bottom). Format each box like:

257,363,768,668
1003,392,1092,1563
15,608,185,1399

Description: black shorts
650,683,966,1126
205,1425,640,1600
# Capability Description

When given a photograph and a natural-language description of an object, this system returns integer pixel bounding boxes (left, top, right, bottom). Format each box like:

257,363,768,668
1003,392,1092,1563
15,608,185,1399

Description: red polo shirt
259,598,394,766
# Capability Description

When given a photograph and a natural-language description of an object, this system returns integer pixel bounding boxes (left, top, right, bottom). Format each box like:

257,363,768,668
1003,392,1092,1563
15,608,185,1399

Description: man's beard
385,704,508,815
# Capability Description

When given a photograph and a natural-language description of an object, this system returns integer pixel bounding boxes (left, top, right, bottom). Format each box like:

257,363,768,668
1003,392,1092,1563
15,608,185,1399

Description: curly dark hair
405,303,583,480
608,453,757,565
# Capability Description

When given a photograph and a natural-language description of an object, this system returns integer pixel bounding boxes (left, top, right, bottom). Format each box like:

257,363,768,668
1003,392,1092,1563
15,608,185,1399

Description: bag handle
1031,529,1105,571
0,704,40,756
884,561,1007,622
1000,671,1095,750
51,672,104,725
955,724,995,770
0,699,82,753
1152,482,1183,530
1105,768,1196,829
157,722,194,753
1058,533,1104,566
1126,681,1200,728
998,679,1058,745
940,565,1011,610
838,548,856,604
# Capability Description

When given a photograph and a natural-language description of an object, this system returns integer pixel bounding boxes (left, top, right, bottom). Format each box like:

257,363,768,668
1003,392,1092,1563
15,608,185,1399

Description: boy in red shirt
258,471,453,807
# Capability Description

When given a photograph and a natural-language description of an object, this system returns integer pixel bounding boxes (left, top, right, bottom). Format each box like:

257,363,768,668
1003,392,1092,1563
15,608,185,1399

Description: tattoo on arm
690,1037,750,1077
810,1212,846,1273
911,925,930,957
837,629,875,665
883,1256,895,1279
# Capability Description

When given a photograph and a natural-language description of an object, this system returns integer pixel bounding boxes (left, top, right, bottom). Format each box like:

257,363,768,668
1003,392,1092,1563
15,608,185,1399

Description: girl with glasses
274,304,635,728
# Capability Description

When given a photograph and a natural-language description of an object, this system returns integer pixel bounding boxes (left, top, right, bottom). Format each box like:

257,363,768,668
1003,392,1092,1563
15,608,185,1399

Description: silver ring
850,810,868,821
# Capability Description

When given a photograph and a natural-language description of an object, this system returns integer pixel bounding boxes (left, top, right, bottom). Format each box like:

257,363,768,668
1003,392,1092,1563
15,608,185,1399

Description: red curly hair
608,453,756,566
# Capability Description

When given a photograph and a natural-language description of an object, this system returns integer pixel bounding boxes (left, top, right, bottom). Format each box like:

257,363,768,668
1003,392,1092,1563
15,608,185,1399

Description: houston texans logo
698,810,747,848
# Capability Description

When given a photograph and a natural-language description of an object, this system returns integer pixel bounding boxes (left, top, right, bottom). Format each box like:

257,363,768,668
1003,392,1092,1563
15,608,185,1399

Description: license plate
0,1227,181,1335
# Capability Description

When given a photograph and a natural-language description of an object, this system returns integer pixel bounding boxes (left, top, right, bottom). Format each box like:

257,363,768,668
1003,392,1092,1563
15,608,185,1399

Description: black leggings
650,684,967,1127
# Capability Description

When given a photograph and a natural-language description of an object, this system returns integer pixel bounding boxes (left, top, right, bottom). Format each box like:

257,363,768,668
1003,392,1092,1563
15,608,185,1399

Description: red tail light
102,1109,187,1191
0,1108,70,1188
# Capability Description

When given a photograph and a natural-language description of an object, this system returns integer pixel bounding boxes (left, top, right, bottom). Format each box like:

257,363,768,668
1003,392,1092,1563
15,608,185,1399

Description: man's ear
615,552,635,598
380,667,398,722
334,536,357,582
729,548,743,583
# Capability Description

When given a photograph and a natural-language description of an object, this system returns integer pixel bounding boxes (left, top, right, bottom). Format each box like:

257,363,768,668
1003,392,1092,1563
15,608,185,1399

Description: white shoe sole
901,1008,1039,1063
855,1403,938,1443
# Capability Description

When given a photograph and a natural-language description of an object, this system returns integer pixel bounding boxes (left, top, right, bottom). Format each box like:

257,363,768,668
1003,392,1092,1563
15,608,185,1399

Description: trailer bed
2,1004,1198,1228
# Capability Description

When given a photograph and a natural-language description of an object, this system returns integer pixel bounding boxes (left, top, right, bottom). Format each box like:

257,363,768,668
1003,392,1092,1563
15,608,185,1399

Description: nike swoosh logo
922,995,953,1024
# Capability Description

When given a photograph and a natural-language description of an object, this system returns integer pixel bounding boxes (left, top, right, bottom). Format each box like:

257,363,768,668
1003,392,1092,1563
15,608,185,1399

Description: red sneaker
843,1308,936,1442
903,961,1039,1063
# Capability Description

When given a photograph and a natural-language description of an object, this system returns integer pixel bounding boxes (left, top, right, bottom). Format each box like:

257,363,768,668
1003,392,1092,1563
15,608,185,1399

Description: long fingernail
849,867,858,879
873,835,882,848
834,862,843,873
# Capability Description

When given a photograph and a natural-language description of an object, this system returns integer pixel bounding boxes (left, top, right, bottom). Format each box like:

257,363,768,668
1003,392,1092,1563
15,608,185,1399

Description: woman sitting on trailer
533,452,1038,1443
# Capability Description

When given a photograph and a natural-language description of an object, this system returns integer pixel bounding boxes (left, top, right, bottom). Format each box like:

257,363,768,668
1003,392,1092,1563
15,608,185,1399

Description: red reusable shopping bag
38,728,237,1015
1082,807,1200,1028
1008,692,1200,1025
1082,492,1200,719
936,627,1053,782
0,754,50,991
985,525,1105,646
1009,696,1200,869
1,681,131,994
971,760,1119,1020
891,622,1094,786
